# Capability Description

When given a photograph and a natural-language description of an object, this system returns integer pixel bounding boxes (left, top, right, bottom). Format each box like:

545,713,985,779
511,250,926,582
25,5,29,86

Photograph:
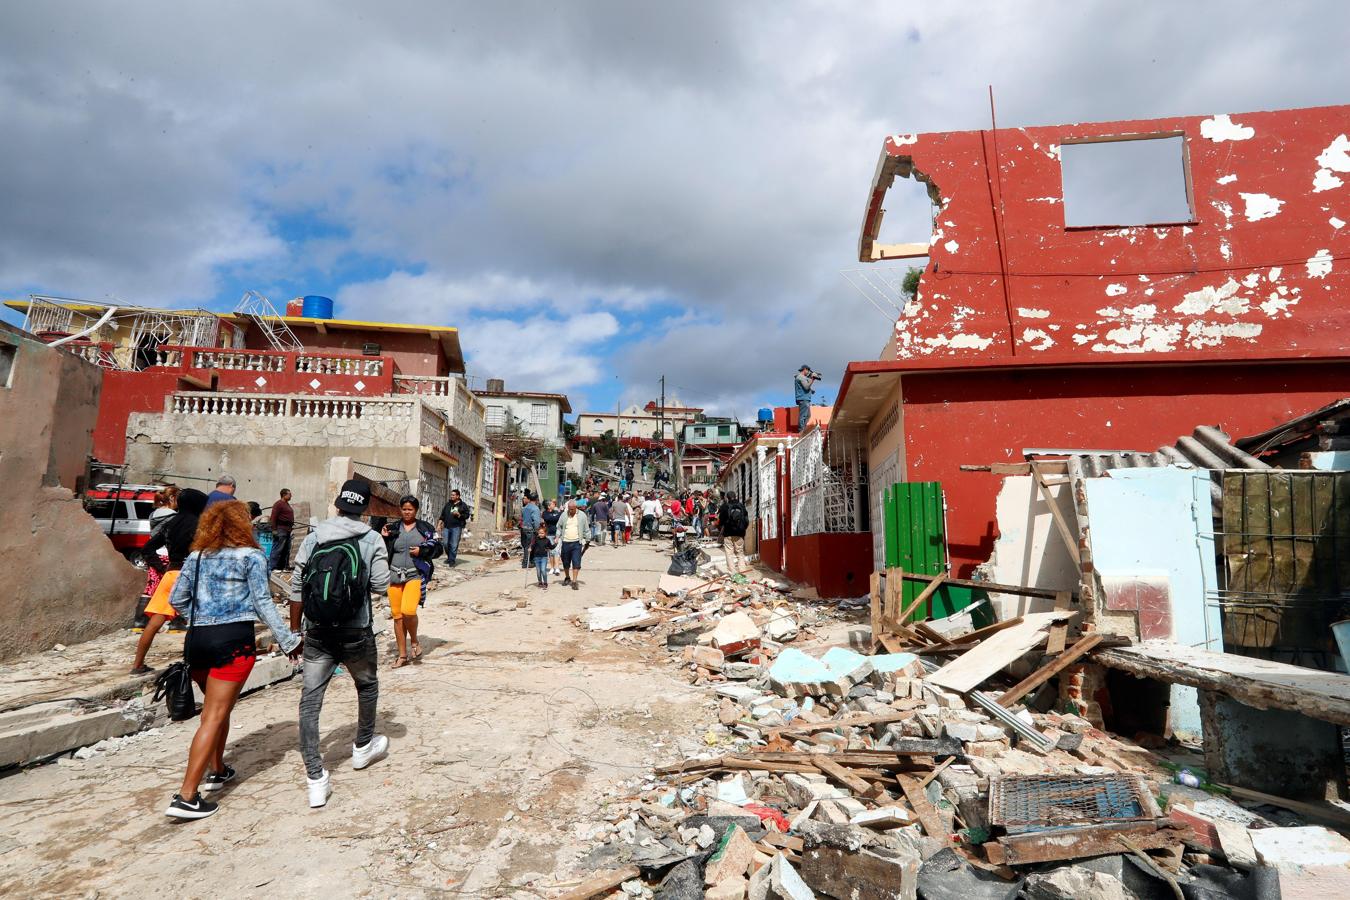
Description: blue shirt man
794,366,818,433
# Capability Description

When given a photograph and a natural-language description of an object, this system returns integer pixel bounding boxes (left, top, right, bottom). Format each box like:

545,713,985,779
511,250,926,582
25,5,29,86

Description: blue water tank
301,295,334,319
757,407,773,424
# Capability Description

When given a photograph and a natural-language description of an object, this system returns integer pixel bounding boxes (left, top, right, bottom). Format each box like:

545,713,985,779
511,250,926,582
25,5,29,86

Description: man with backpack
719,492,750,574
289,479,392,808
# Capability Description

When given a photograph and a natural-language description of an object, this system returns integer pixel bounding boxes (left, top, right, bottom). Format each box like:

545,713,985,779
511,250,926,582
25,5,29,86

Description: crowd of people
124,463,752,821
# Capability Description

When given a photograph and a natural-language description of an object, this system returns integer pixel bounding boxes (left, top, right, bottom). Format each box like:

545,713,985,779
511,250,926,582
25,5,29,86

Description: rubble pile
561,577,1350,899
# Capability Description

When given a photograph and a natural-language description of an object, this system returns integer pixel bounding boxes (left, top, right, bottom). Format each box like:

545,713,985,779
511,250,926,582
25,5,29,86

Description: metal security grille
791,428,825,536
758,447,778,540
988,774,1158,827
351,461,410,505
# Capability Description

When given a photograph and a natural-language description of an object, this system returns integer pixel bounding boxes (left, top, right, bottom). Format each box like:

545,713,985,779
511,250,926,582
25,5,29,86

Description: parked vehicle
85,484,161,561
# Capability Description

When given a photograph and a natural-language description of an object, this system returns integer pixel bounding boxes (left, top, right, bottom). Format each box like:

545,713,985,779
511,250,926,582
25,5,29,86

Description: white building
576,399,703,440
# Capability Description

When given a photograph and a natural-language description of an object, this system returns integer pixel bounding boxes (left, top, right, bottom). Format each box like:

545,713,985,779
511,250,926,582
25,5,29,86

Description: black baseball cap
335,479,371,514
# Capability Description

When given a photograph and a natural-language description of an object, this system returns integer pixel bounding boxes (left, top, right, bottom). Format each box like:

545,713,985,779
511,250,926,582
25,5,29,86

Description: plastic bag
667,545,700,576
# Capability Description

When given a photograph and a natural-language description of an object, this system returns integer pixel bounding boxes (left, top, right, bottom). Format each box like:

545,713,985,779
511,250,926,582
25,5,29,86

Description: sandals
411,644,423,664
391,656,410,669
129,664,153,676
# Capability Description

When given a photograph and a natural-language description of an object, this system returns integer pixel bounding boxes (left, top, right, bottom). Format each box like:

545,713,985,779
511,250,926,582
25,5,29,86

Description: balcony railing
169,392,412,420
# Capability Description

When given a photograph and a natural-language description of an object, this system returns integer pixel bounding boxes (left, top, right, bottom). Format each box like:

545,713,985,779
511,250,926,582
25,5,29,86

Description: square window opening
1060,135,1194,228
0,344,14,388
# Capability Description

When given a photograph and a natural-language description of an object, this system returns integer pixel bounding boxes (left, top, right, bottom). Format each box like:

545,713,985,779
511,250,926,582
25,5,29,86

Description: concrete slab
0,701,145,769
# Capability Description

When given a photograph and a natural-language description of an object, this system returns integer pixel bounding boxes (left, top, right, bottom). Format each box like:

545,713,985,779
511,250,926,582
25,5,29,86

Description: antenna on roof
235,290,303,352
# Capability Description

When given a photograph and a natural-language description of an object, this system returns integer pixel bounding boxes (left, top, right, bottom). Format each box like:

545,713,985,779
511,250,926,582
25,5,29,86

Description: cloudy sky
1,2,1344,419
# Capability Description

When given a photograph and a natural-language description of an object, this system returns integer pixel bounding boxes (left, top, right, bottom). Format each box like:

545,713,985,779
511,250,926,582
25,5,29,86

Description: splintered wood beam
1033,464,1082,565
997,632,1103,707
899,572,1073,601
895,573,946,625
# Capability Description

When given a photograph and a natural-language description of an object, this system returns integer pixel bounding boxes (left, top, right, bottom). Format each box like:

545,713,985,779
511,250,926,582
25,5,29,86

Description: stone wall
0,323,144,661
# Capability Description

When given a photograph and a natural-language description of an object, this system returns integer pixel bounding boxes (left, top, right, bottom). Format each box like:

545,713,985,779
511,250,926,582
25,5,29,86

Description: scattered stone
704,825,756,885
1022,867,1128,900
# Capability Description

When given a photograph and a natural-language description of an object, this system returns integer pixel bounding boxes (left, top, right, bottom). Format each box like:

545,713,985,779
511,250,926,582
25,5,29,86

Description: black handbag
153,558,200,721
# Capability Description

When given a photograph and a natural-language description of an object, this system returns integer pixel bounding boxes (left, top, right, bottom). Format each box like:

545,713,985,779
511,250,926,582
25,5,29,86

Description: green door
882,482,988,624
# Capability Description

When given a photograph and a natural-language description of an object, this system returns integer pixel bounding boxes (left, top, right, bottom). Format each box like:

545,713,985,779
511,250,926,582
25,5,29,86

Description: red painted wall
88,344,398,464
863,105,1350,367
247,325,449,376
899,361,1350,575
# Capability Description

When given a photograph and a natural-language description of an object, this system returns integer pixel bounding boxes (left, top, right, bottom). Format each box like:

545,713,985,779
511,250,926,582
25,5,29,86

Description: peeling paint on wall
1200,114,1255,142
1239,192,1285,222
1173,279,1248,316
1105,283,1127,297
1217,174,1238,184
1016,307,1050,319
1307,248,1334,278
1021,328,1055,351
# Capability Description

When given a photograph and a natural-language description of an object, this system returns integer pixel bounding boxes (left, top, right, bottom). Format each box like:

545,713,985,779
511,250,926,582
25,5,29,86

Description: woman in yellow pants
380,496,440,667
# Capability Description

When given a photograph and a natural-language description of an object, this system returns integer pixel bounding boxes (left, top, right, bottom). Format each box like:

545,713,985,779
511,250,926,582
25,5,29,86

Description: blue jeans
442,526,463,565
797,398,811,432
534,556,548,584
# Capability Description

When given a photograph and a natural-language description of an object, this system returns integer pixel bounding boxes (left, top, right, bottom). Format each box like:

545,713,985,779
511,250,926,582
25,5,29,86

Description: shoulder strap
182,554,200,663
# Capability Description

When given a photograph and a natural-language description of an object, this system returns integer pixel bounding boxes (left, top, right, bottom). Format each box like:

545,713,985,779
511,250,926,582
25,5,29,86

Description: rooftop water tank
301,295,334,319
757,407,773,424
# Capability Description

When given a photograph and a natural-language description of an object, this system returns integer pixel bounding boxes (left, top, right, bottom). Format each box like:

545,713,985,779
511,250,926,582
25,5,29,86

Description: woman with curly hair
164,500,301,820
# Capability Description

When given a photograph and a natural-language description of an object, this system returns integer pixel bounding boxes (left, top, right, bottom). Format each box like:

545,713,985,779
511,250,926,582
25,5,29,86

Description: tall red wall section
900,361,1350,574
868,105,1350,366
246,325,449,377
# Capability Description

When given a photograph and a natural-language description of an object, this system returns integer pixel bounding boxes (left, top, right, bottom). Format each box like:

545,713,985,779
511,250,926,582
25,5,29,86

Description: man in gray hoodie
289,479,392,808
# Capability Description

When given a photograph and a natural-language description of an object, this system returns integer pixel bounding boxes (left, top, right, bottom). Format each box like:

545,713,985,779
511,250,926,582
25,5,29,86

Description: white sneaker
352,734,389,770
307,770,332,808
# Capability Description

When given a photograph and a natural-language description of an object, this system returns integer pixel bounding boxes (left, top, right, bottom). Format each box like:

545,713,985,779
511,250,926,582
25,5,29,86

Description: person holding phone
381,496,442,667
795,364,821,433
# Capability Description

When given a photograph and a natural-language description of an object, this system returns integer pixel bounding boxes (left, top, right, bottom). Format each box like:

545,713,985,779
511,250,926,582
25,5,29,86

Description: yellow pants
388,579,421,619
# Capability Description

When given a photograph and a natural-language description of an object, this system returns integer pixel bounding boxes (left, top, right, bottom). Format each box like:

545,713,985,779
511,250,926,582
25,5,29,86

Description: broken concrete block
849,806,912,829
784,774,839,808
712,612,763,656
868,652,919,679
1213,819,1257,869
686,645,726,671
820,647,874,685
1022,867,1127,900
962,739,1009,758
916,848,1022,900
763,611,800,642
723,661,762,680
705,825,757,885
587,598,657,631
1250,825,1350,868
800,843,920,900
705,876,749,900
715,683,765,704
768,649,845,698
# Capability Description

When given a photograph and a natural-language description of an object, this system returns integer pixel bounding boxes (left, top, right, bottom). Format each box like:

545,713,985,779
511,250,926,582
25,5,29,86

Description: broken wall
862,105,1350,365
0,324,143,661
982,475,1078,618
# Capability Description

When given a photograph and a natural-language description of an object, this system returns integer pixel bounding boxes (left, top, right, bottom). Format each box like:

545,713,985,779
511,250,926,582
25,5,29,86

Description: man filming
795,364,822,433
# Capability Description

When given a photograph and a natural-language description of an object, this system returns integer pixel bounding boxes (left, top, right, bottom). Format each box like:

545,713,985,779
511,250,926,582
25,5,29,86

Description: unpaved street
0,541,707,898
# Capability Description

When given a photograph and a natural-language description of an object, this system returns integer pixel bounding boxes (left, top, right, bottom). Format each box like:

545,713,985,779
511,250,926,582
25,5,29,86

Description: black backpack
727,503,749,532
302,535,368,626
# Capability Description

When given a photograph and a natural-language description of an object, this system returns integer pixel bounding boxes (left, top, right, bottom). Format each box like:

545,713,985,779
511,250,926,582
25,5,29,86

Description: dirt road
0,539,707,898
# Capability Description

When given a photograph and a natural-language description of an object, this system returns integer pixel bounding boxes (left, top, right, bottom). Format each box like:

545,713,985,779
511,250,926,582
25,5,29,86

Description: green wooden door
882,482,989,624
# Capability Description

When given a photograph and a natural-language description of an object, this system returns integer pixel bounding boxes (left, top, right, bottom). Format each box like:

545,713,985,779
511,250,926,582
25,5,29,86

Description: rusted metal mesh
988,773,1158,827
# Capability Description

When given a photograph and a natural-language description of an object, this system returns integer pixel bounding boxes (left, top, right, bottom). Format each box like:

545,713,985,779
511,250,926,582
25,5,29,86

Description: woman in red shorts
164,500,301,820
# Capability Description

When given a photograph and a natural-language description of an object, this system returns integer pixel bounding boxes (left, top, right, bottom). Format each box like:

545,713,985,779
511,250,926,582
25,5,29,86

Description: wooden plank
957,615,1025,644
1032,464,1082,565
814,755,873,796
899,572,1073,601
895,573,946,624
997,633,1103,707
1094,641,1350,725
917,755,955,789
913,621,956,646
1218,783,1350,828
1046,591,1071,655
557,866,641,900
761,832,805,852
868,571,882,652
991,822,1177,866
927,611,1074,693
766,708,918,738
897,773,949,839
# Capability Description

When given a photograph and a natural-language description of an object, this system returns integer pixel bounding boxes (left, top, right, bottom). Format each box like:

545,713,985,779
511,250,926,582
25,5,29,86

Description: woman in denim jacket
164,500,301,820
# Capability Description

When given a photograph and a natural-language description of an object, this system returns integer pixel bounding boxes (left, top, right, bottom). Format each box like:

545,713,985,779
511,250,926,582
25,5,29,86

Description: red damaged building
828,103,1350,577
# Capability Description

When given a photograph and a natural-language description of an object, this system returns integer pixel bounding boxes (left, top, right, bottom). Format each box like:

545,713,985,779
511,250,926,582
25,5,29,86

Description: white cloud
466,311,620,395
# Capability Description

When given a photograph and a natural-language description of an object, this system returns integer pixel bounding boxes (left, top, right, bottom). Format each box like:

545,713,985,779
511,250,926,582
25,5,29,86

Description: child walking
528,524,554,589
